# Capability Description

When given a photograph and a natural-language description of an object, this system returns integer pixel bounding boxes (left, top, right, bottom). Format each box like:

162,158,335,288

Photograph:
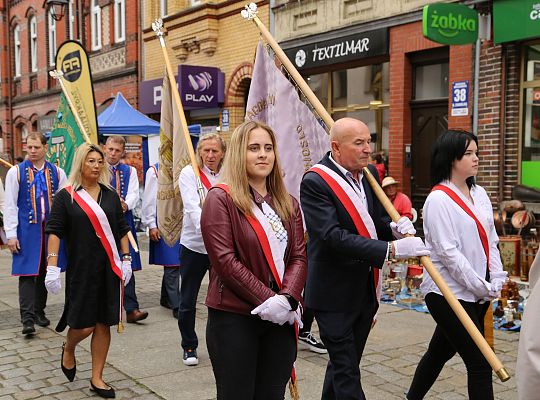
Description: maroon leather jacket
200,186,307,316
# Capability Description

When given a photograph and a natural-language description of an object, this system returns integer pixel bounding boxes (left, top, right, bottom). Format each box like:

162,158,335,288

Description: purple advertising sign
179,65,219,108
138,66,224,114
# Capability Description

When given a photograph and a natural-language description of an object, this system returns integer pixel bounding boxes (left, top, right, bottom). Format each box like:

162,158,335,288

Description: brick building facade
0,0,139,161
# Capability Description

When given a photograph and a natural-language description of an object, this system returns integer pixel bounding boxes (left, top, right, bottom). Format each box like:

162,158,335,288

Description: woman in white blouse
406,130,507,400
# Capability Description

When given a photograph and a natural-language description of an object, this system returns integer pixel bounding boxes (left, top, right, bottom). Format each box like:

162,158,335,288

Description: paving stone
12,390,42,400
1,367,31,379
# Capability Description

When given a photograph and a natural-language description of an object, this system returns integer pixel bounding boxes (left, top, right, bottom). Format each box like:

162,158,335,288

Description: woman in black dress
45,143,132,399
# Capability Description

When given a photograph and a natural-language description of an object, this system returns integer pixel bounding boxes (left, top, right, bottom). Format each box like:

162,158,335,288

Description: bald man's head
330,117,372,177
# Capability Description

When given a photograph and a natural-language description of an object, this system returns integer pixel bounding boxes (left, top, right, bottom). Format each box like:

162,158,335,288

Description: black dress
45,185,130,331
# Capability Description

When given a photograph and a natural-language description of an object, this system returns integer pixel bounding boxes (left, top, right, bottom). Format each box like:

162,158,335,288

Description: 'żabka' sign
139,65,223,113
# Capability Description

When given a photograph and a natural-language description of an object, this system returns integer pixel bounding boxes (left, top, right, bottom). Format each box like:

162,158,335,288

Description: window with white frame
68,0,75,40
30,17,38,72
114,0,125,42
14,25,21,77
48,11,57,67
91,0,102,50
160,0,167,18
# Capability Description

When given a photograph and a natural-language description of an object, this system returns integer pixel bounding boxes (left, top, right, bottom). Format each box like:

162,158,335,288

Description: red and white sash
198,168,212,191
66,186,123,279
308,164,382,301
432,184,490,270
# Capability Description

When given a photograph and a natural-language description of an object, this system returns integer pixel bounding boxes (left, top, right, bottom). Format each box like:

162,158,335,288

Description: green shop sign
493,0,540,44
423,3,478,45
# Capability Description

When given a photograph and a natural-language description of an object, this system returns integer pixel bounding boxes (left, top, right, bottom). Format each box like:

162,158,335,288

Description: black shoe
22,322,35,335
298,332,328,354
35,314,50,327
90,380,116,398
61,342,76,382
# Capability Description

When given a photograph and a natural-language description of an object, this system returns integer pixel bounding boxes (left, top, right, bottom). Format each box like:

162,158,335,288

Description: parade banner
55,41,98,144
157,75,190,246
246,41,329,201
46,93,86,175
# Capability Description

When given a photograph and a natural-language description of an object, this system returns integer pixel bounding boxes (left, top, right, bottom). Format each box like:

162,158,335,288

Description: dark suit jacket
300,152,392,312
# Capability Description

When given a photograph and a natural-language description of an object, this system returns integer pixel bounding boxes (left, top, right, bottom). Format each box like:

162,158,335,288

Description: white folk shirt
141,166,158,230
109,162,139,211
178,164,222,254
421,181,506,302
4,163,67,239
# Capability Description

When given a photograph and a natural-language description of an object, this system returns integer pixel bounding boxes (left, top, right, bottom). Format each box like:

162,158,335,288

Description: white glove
251,295,293,325
390,216,416,239
45,266,62,295
121,260,132,286
393,237,430,259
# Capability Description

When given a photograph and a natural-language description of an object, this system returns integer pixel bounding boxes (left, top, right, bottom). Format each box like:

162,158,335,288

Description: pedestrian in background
4,133,67,335
382,176,413,220
177,133,225,366
201,121,306,399
407,130,507,400
45,143,132,398
141,163,180,319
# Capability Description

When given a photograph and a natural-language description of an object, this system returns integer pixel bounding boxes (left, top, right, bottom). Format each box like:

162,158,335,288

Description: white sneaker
298,332,327,354
182,348,199,366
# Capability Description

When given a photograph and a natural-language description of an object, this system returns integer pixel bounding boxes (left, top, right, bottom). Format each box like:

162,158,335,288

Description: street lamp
42,0,69,21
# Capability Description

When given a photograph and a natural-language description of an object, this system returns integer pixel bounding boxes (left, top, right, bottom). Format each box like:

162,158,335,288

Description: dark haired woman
200,120,306,399
406,130,507,400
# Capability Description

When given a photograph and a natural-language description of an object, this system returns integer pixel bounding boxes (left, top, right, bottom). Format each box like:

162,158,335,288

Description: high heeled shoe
60,342,76,382
90,380,116,398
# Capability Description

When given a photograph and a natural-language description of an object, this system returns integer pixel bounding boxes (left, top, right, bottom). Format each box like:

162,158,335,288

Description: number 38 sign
451,80,469,116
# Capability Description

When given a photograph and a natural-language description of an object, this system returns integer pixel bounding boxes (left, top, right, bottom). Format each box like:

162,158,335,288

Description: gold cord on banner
289,379,299,400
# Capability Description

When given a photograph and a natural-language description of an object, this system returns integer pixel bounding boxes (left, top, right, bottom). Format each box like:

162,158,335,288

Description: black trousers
178,245,209,350
300,307,314,334
314,299,378,400
206,308,296,400
19,239,48,324
407,293,493,400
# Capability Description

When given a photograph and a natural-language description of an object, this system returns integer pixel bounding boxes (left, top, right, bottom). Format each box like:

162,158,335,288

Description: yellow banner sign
55,41,98,144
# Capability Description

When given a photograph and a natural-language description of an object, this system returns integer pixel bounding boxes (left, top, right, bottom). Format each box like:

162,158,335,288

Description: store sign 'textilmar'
423,3,478,45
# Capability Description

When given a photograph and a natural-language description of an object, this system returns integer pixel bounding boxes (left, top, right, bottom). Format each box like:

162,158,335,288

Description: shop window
307,73,329,109
521,45,540,188
414,63,449,100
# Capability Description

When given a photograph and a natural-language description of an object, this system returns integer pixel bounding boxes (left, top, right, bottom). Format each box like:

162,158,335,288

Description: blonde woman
45,143,131,398
200,121,307,399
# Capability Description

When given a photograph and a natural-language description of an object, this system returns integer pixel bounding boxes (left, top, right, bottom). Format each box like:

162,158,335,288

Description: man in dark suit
300,118,429,400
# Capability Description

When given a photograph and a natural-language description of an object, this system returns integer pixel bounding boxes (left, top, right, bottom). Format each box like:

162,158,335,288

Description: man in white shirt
4,133,67,335
141,163,180,318
104,136,148,323
178,133,225,366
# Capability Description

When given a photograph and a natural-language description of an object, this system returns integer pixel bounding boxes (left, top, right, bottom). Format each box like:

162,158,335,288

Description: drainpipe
6,6,14,161
498,46,506,205
472,36,480,135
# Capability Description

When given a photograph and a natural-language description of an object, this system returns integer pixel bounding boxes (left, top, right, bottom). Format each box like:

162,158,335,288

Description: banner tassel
288,378,299,400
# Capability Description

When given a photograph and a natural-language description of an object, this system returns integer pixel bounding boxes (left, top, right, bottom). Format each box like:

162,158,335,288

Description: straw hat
382,176,398,188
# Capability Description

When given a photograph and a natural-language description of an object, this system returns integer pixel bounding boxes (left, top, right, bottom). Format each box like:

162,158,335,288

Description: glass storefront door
522,46,540,188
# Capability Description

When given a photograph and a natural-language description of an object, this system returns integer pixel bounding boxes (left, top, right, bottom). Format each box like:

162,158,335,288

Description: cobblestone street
0,242,519,399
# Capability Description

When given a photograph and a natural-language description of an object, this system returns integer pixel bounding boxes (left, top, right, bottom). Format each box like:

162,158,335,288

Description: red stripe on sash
66,187,123,280
308,167,379,293
215,184,282,287
432,184,490,269
199,168,212,190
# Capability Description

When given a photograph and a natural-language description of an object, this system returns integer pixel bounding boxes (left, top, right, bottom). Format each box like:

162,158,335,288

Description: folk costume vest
149,163,180,266
12,160,66,276
110,163,141,270
308,164,383,302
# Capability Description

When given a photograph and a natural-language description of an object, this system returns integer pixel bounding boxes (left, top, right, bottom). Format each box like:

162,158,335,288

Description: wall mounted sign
451,80,469,116
493,0,540,44
423,3,478,45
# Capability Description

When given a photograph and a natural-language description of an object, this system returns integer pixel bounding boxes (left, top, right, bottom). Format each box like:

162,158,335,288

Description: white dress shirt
4,163,67,239
0,177,5,211
109,162,139,211
178,164,222,254
421,181,507,302
141,166,158,230
328,153,368,209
